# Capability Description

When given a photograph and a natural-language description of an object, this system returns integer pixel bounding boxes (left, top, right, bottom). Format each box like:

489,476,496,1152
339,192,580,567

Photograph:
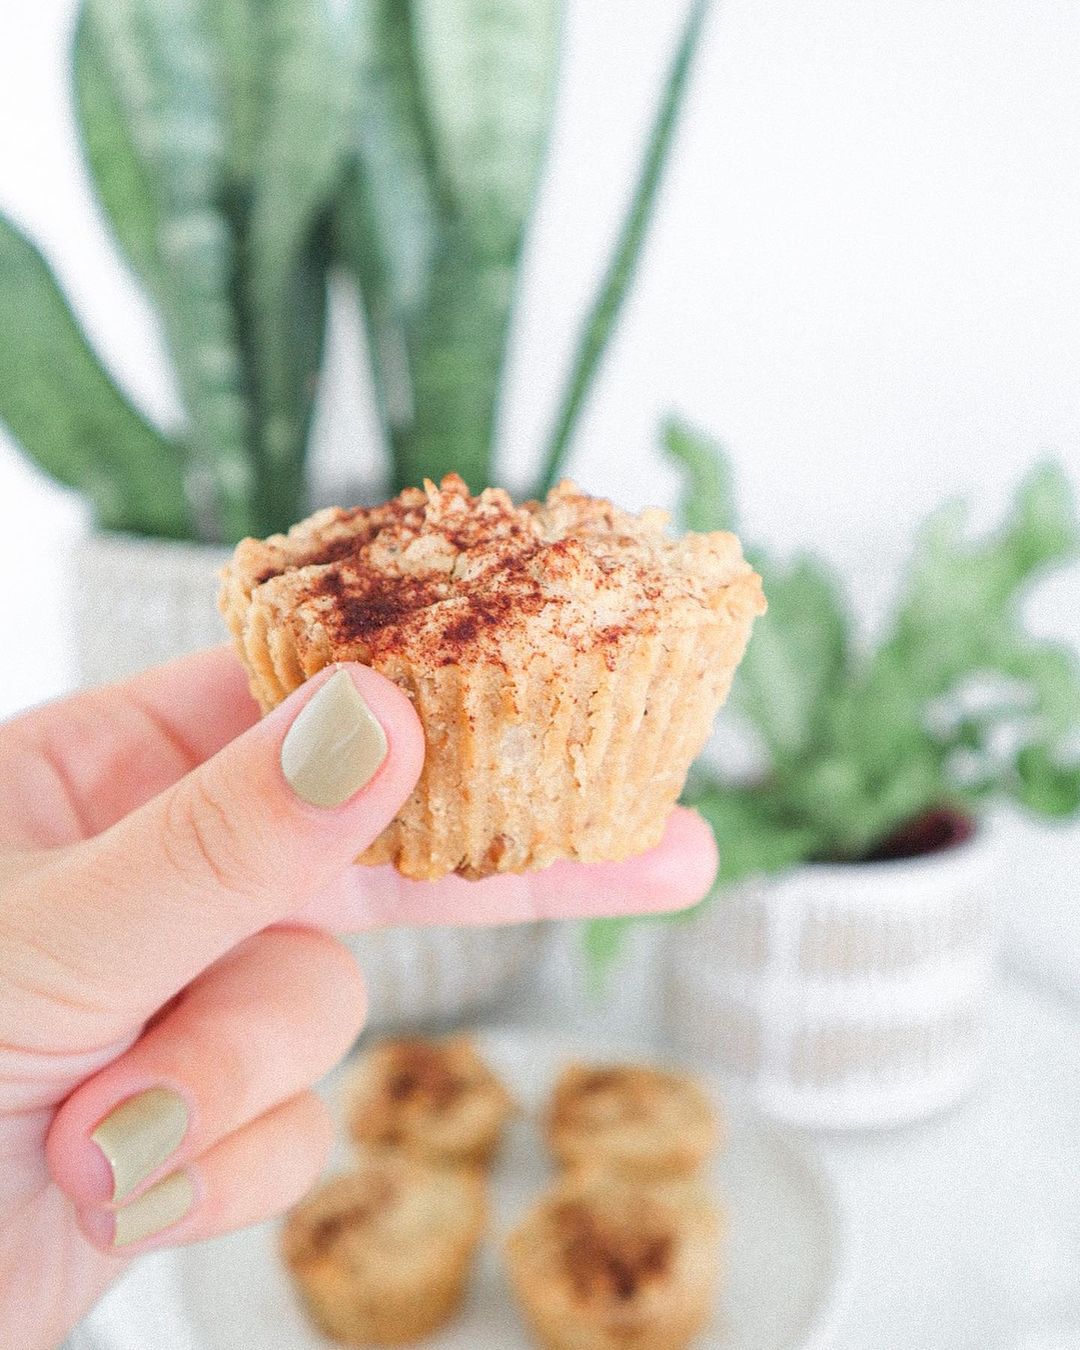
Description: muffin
547,1063,717,1180
280,1155,486,1345
346,1035,514,1168
505,1175,722,1350
220,475,764,881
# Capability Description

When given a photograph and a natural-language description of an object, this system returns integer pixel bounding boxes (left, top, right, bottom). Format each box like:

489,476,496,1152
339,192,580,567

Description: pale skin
0,646,718,1347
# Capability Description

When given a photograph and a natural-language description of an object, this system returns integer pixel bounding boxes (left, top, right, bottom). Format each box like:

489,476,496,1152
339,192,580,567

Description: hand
0,647,717,1348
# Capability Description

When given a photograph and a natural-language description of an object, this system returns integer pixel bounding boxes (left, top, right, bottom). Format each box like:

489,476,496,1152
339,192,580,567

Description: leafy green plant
585,421,1080,968
0,0,709,543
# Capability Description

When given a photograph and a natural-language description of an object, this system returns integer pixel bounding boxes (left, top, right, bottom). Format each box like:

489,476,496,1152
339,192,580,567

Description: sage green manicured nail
281,669,388,808
91,1087,189,1204
113,1170,194,1248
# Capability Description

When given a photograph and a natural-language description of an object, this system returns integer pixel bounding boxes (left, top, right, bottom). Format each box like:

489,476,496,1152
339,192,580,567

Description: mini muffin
505,1175,722,1350
280,1155,486,1346
220,475,764,880
346,1035,514,1168
547,1063,717,1180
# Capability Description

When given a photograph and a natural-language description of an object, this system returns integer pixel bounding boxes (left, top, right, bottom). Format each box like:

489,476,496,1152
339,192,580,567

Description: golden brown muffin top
281,1166,400,1268
550,1063,714,1135
223,475,764,671
381,1038,472,1111
281,1156,484,1271
509,1177,719,1313
348,1035,514,1157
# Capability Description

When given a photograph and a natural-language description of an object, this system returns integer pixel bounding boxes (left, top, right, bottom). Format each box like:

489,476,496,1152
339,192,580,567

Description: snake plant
0,0,709,543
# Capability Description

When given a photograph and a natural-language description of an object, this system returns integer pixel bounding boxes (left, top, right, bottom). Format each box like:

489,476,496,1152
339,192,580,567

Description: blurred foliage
0,0,710,542
586,421,1080,967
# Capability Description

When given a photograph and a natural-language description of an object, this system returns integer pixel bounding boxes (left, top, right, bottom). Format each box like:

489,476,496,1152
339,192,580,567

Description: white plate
177,1027,852,1350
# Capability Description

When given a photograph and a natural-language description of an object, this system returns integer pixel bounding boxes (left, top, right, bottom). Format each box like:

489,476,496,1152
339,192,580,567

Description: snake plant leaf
72,2,163,295
409,0,561,262
208,0,261,190
342,0,539,491
243,0,352,530
395,231,514,490
336,0,441,474
402,0,561,491
0,216,190,538
534,0,711,497
345,0,440,321
82,0,254,542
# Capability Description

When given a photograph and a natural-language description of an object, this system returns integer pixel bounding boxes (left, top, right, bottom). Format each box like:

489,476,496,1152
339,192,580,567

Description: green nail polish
281,669,388,808
91,1087,190,1204
113,1169,194,1248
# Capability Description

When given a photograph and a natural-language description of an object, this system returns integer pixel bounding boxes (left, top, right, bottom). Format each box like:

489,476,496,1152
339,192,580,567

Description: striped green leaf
82,0,254,542
0,216,190,538
346,0,439,319
341,0,561,491
243,0,351,531
410,0,561,261
337,0,442,483
534,0,711,496
72,3,163,295
209,0,261,189
393,233,514,491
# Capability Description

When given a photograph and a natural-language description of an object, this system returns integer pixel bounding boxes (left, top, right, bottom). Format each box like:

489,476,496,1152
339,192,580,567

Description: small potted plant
646,421,1080,1127
0,0,709,1026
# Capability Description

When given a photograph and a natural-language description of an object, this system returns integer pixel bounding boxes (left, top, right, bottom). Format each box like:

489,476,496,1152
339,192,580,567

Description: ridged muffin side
220,475,764,881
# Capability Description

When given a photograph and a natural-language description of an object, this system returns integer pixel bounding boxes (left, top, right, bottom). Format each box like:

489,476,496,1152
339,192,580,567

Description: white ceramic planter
662,829,998,1129
72,532,233,686
71,531,537,1029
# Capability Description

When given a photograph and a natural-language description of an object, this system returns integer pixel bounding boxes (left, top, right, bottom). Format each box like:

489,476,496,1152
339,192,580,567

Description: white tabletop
516,926,1080,1350
69,962,1080,1350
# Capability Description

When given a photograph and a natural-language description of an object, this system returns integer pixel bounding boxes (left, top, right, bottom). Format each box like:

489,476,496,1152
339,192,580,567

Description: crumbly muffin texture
280,1157,486,1346
505,1175,722,1350
221,475,764,880
547,1063,718,1181
346,1035,514,1168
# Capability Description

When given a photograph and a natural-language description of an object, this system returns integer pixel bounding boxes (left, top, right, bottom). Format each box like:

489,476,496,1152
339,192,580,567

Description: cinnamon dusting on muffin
554,1066,692,1128
284,1170,399,1267
553,1199,674,1304
226,474,762,674
347,1036,515,1165
383,1039,471,1112
305,1175,397,1257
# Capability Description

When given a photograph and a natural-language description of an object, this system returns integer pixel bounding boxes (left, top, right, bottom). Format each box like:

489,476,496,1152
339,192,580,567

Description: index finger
296,808,719,931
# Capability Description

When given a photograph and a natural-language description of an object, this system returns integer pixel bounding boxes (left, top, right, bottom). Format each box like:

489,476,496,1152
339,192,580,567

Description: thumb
29,664,423,1021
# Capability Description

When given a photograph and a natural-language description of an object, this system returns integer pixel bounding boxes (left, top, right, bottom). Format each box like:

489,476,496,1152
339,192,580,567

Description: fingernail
91,1087,189,1204
281,668,388,808
113,1169,194,1248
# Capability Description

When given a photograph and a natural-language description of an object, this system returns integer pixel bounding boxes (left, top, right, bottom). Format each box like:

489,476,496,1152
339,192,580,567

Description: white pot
662,828,998,1129
71,531,537,1029
72,532,233,686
